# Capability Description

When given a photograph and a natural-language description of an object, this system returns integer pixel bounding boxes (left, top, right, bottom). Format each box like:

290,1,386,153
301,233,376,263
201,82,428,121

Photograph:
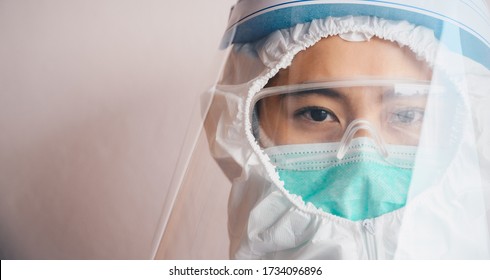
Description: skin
257,36,432,146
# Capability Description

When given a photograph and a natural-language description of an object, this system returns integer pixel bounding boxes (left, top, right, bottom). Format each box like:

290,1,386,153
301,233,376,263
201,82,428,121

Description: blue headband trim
224,3,490,69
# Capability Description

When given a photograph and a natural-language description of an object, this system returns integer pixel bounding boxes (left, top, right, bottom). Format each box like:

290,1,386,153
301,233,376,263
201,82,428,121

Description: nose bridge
344,86,384,138
337,119,388,160
345,86,379,123
351,128,372,138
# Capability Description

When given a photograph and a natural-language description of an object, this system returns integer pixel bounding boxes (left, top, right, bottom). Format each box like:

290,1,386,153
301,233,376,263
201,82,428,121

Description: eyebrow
381,88,430,102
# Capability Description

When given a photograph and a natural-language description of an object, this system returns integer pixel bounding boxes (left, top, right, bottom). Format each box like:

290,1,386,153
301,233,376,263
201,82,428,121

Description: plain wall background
0,0,234,259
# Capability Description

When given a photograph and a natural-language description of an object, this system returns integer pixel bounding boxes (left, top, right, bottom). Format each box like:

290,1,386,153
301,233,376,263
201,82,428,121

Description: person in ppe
204,0,490,259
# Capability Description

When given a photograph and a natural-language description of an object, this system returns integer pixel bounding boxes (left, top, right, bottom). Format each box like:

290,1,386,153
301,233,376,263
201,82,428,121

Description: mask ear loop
336,119,389,160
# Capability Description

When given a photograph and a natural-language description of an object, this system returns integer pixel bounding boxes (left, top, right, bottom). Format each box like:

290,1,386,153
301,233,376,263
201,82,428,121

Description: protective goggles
251,79,446,161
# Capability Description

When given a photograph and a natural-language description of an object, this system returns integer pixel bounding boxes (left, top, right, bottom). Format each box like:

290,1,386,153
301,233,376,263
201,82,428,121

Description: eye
389,108,424,125
295,107,338,122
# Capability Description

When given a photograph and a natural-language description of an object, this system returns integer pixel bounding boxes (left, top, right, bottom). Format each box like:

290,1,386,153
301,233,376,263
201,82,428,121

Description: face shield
158,0,490,260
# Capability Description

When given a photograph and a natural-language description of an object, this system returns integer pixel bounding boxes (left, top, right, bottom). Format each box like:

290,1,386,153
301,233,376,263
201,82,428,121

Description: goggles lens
252,80,444,148
252,79,448,166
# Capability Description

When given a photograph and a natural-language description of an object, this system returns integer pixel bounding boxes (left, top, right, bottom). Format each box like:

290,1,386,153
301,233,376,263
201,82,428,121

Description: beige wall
0,0,234,259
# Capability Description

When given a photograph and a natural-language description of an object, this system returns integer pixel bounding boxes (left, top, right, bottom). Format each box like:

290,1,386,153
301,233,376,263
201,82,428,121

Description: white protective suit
204,0,490,259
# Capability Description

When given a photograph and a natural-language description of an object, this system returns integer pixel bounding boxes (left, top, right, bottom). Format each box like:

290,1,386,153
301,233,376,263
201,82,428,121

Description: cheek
258,99,299,145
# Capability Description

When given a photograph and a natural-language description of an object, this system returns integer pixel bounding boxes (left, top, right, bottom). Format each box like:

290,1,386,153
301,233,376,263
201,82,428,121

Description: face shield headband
221,0,490,71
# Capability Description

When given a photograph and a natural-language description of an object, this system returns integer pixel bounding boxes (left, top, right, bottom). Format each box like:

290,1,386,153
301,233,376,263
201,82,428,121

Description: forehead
268,36,432,86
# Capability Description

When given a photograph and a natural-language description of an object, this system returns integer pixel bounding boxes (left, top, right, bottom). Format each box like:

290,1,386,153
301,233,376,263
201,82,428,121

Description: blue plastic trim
229,3,490,69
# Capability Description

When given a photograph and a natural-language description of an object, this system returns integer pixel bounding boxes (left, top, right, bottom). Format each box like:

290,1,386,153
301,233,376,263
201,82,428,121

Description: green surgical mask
264,138,416,221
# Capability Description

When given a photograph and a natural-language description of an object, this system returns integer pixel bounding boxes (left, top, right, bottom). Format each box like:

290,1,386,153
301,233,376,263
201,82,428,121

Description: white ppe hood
163,0,490,259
